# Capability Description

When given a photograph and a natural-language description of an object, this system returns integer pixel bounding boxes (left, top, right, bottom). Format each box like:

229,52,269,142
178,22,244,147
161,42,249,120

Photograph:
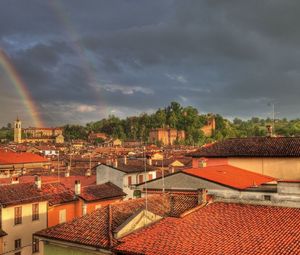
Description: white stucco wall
2,201,47,255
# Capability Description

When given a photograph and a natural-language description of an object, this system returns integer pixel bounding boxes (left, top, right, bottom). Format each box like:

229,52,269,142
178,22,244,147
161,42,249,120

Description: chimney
82,204,87,216
35,175,41,189
146,156,152,166
197,189,207,204
123,155,127,165
75,180,81,195
106,159,112,166
266,125,273,137
11,176,19,184
113,159,118,168
85,169,91,177
199,159,207,168
169,166,175,173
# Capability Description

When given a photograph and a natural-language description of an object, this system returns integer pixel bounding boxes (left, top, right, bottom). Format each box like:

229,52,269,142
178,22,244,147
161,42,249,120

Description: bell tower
14,117,22,143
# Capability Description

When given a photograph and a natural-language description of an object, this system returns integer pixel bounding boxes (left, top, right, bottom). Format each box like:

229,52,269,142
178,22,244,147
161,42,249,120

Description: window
15,239,21,249
128,176,132,186
264,195,271,201
148,174,153,180
32,203,39,221
59,209,66,224
32,237,39,253
14,252,21,255
14,207,22,225
138,175,143,184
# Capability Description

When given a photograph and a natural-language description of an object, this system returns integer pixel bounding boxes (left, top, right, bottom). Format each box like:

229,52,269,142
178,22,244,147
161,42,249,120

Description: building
136,162,285,206
123,140,143,147
74,181,126,216
35,191,300,255
42,179,125,227
35,192,203,255
14,118,22,143
189,137,300,179
13,118,65,144
26,145,59,156
114,202,300,255
149,128,185,145
0,150,50,176
88,132,108,142
0,181,48,255
200,115,216,136
96,158,158,199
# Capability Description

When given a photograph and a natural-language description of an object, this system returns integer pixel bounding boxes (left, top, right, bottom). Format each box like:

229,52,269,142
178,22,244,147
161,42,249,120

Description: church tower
14,117,22,143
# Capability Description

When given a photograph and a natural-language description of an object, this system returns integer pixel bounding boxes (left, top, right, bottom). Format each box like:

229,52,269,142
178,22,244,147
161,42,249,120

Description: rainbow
0,49,44,127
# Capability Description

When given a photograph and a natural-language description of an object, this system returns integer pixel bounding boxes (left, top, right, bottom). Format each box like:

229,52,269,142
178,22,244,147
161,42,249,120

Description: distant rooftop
189,137,300,158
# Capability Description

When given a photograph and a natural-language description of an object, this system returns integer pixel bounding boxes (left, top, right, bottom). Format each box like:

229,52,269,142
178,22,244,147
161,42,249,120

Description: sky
1,0,300,127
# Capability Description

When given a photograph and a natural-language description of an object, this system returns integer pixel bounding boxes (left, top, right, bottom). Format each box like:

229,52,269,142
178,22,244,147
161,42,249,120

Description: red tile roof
0,151,49,164
183,165,276,190
189,137,300,157
104,159,158,173
115,202,300,255
0,175,96,189
35,193,200,249
40,183,76,206
79,182,126,202
0,183,48,207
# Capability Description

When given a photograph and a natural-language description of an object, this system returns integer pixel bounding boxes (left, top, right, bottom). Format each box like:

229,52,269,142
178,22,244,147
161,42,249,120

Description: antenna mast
161,149,165,193
144,146,148,212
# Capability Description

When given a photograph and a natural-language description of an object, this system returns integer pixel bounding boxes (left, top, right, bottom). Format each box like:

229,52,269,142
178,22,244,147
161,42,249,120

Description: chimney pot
75,180,81,195
199,160,207,168
11,177,19,184
35,175,41,189
113,159,118,168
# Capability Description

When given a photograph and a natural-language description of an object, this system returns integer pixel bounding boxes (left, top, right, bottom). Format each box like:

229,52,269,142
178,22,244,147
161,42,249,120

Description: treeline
3,102,300,145
62,102,300,146
0,123,13,141
64,102,212,145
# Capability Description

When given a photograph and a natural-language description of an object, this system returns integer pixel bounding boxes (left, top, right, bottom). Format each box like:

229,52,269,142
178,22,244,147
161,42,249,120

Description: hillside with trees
63,102,300,146
2,102,300,145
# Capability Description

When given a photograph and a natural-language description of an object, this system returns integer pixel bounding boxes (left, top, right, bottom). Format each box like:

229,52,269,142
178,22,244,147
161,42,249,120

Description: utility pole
272,103,275,135
144,146,148,213
161,149,165,193
57,151,60,182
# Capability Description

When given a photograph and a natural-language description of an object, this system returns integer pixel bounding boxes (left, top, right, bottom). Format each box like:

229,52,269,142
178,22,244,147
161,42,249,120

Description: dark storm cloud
1,0,300,126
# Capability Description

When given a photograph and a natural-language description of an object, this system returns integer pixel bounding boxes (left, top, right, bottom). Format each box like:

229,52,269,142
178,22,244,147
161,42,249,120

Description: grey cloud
1,0,300,126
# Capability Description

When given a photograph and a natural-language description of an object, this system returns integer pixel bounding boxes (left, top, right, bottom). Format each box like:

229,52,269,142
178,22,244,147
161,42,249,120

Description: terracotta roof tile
0,183,48,207
35,193,200,249
115,202,300,255
183,165,276,190
189,137,300,157
0,151,49,164
79,182,126,202
40,183,76,206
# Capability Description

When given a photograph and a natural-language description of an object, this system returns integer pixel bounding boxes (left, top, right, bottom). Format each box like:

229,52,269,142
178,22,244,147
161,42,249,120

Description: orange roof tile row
115,202,300,255
35,193,200,249
183,165,276,189
0,151,49,164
